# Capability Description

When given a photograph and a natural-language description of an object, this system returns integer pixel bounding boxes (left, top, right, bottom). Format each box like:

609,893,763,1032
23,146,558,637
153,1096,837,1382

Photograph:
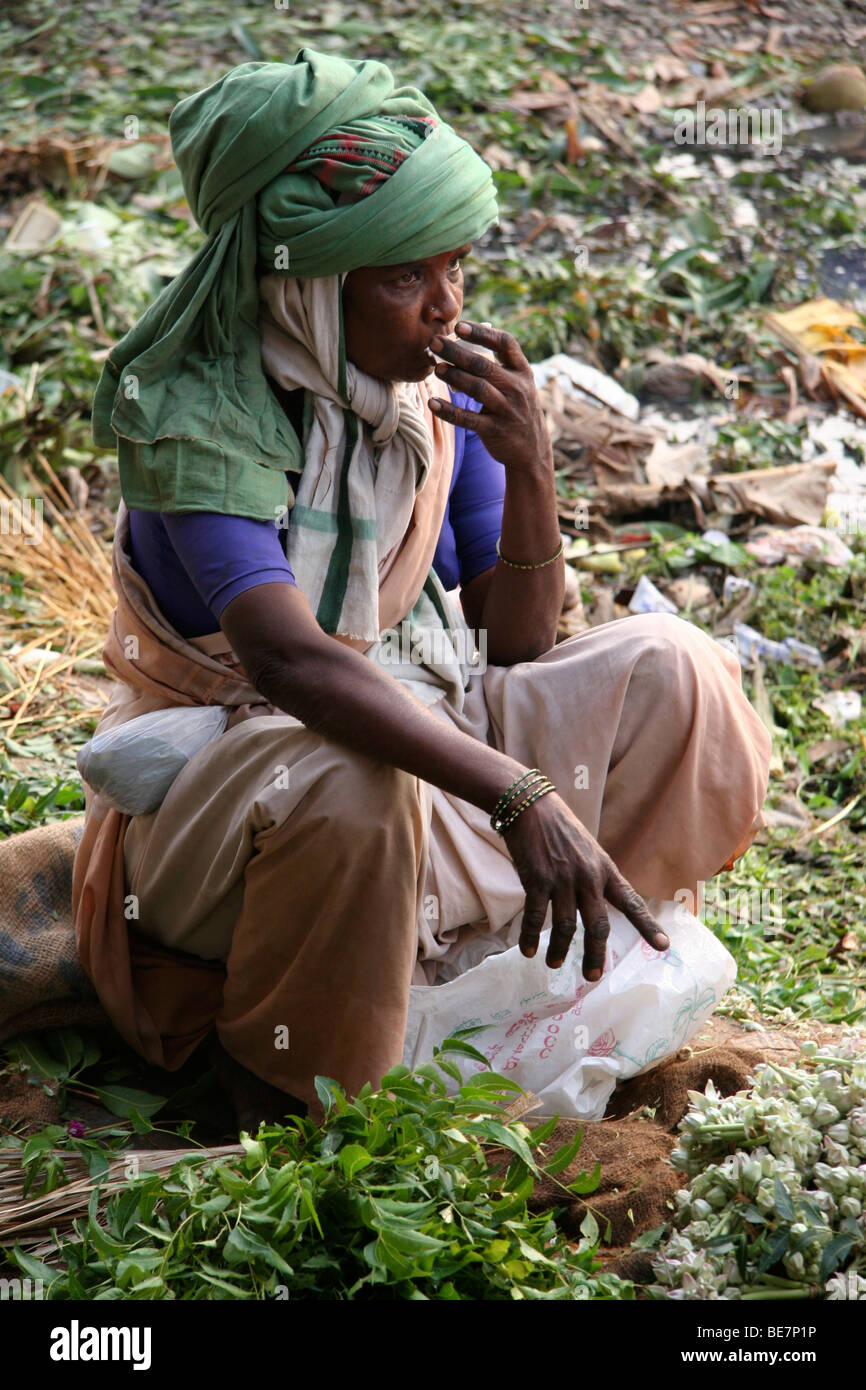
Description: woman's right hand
502,791,670,979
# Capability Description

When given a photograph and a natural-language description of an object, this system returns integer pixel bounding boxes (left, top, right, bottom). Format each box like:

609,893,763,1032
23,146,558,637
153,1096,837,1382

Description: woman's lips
422,336,452,364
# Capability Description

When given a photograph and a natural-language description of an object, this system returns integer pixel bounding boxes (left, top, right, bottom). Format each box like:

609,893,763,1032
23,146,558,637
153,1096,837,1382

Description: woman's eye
399,270,419,284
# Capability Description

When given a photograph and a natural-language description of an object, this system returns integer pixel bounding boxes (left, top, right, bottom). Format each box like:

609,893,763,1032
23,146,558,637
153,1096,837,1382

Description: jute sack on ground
0,819,106,1046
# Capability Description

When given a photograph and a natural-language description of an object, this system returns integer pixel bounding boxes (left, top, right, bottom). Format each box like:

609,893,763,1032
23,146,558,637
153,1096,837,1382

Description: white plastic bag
77,705,229,816
402,901,735,1120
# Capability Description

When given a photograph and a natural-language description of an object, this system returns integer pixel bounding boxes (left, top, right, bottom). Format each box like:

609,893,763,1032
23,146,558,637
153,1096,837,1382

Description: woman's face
342,243,469,382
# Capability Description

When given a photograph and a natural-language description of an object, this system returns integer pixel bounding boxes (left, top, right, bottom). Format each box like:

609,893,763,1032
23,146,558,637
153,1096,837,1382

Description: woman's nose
425,274,462,325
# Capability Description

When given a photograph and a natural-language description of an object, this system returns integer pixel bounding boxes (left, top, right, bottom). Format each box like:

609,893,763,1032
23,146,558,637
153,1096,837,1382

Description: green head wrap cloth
282,114,437,199
91,48,499,520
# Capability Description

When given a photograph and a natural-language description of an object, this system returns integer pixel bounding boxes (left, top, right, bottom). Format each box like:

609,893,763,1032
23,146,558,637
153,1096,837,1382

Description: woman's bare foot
208,1035,306,1133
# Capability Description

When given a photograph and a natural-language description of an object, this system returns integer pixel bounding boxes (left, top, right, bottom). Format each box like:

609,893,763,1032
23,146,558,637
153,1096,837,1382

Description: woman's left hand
428,320,552,475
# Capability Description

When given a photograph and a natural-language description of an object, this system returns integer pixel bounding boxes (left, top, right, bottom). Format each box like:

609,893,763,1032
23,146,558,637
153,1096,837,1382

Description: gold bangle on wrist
496,781,555,834
491,770,556,836
495,536,564,570
491,769,548,832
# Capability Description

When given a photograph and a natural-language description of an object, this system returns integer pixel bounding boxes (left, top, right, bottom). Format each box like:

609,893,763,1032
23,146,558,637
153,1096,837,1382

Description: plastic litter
700,528,730,547
733,622,824,669
745,525,854,568
723,574,755,602
77,705,229,816
403,900,735,1121
628,573,678,615
531,354,641,421
812,690,863,725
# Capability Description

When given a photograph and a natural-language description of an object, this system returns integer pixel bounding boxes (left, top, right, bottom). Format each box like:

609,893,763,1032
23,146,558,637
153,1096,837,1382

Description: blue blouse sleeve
447,395,506,587
160,511,296,622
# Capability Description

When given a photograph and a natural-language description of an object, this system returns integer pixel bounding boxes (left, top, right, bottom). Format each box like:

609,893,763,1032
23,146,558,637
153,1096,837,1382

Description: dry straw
0,1144,244,1261
0,454,114,730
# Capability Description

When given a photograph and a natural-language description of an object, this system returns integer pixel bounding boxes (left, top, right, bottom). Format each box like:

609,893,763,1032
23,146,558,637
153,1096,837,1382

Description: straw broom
0,1144,244,1262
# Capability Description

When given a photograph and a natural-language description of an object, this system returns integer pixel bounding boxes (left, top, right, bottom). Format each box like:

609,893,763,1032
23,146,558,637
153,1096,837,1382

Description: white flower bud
687,1220,711,1241
848,1109,866,1138
742,1159,762,1189
785,1252,806,1279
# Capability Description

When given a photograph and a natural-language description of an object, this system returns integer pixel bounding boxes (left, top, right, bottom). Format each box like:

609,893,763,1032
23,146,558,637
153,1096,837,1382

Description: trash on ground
663,574,714,612
567,537,623,574
733,622,825,669
531,353,641,420
5,199,64,253
598,456,836,525
812,690,863,725
745,523,855,568
688,457,838,528
723,574,756,602
538,378,659,490
636,350,730,405
629,573,678,615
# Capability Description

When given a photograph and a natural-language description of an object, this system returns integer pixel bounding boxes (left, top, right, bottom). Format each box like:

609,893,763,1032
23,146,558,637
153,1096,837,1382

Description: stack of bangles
490,768,556,835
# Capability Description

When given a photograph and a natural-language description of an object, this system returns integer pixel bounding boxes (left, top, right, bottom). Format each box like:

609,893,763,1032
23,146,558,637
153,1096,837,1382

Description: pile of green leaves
6,1040,630,1301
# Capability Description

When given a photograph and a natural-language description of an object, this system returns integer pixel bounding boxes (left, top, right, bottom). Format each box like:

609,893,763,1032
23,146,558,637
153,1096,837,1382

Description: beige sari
74,377,771,1118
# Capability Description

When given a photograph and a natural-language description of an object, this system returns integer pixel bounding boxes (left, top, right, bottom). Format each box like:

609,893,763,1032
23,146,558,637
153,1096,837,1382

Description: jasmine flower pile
650,1040,866,1300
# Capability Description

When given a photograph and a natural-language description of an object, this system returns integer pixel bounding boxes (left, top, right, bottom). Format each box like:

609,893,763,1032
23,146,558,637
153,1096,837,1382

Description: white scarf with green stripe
258,271,477,711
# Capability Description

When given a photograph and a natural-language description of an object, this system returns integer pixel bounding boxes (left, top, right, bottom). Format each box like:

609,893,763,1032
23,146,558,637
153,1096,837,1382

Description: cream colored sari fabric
74,498,771,1118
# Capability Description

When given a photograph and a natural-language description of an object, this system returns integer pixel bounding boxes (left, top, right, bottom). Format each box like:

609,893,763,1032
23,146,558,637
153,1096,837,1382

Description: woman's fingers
605,872,670,952
455,319,527,371
428,397,486,429
577,894,611,981
429,322,548,471
433,360,506,411
429,330,514,390
504,795,669,980
546,887,578,969
518,887,551,959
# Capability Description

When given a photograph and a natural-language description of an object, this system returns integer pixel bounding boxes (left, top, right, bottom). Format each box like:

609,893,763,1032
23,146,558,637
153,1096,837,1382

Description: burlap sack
517,1045,762,1255
0,818,106,1046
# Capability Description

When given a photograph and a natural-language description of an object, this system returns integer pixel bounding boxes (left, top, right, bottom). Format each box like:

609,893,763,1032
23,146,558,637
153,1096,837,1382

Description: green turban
91,48,499,519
